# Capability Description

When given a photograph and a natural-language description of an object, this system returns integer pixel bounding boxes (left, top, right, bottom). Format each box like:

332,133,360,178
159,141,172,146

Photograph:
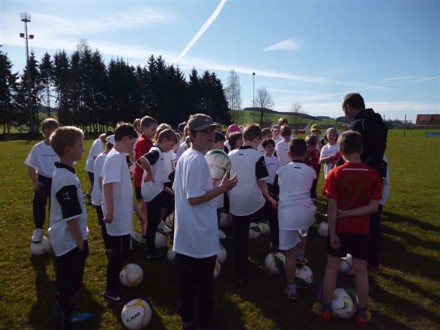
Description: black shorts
135,187,143,200
326,233,369,260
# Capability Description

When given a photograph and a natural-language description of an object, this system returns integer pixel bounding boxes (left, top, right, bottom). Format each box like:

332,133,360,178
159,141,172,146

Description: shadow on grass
383,210,440,233
27,253,104,330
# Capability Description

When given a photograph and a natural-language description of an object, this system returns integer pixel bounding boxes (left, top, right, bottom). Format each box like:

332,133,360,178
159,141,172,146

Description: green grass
0,131,439,329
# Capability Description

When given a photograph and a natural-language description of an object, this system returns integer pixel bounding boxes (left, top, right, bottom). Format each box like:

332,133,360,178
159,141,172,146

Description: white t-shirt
24,141,59,178
49,163,89,257
163,149,175,182
91,152,107,206
140,146,166,202
275,139,291,166
102,148,133,236
175,140,188,162
273,135,283,145
173,148,219,258
228,146,268,216
319,143,339,179
85,138,104,173
277,162,316,230
264,155,281,185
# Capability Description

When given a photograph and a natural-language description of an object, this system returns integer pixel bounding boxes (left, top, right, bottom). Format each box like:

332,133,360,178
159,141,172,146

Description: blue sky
1,0,439,123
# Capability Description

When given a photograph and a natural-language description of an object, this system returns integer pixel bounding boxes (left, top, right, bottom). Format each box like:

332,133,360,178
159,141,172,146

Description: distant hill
242,107,316,120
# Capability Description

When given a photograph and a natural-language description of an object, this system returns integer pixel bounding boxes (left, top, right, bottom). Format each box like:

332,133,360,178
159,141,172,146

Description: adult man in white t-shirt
173,113,237,330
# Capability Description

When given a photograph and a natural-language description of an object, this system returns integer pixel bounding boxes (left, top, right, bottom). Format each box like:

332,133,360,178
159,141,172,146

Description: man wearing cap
339,92,388,272
173,113,238,330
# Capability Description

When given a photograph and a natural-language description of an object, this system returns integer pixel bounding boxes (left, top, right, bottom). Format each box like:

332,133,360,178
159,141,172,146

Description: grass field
0,130,439,329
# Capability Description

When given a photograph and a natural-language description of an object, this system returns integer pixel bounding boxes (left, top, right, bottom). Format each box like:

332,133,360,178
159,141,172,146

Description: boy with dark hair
138,128,178,259
134,116,158,238
102,123,140,302
228,124,277,285
276,138,316,300
25,118,60,243
49,126,91,328
315,130,382,327
173,114,237,329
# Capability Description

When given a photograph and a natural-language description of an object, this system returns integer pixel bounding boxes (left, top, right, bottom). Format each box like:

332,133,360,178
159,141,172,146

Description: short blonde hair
50,126,84,157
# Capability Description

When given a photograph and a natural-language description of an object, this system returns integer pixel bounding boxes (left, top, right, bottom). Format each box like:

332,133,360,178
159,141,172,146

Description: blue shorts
326,233,369,260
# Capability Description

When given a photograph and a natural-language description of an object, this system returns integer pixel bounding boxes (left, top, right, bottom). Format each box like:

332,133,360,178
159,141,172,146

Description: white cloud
264,38,300,52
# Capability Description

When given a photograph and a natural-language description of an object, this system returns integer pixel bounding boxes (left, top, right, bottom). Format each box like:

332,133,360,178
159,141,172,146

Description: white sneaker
31,228,43,243
158,221,172,234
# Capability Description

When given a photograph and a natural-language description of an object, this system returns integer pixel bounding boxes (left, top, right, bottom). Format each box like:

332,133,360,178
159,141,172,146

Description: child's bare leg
140,202,148,236
296,233,307,262
353,257,368,308
285,247,297,286
322,255,341,304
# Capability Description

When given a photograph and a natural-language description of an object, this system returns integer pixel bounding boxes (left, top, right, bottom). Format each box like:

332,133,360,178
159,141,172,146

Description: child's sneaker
312,302,331,322
355,310,371,327
103,290,122,302
31,228,43,243
71,311,92,323
285,289,297,301
296,258,308,268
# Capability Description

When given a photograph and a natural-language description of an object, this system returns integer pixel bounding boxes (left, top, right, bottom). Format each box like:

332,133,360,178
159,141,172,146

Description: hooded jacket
348,108,388,178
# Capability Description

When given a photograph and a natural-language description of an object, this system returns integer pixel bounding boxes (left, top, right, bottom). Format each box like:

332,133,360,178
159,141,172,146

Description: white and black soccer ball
340,254,353,273
218,229,227,242
217,244,227,264
130,231,143,250
214,258,222,279
30,236,51,256
264,252,285,275
295,265,313,288
219,212,228,227
248,222,261,239
205,149,231,180
121,299,152,329
154,232,168,249
120,263,144,288
331,288,356,319
317,221,328,238
258,222,271,235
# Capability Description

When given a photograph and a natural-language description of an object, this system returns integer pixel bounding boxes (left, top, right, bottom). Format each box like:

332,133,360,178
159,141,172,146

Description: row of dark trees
0,44,231,134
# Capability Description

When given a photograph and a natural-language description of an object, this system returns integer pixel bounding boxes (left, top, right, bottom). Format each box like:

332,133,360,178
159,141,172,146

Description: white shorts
279,229,308,251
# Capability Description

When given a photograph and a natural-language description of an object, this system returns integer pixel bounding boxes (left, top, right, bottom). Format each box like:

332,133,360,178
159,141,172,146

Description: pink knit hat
227,124,241,134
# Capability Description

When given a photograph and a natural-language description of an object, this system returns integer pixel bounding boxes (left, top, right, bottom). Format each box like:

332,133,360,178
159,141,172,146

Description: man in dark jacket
338,92,388,273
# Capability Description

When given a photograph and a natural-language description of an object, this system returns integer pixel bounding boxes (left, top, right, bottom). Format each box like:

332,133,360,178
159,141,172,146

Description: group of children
25,115,385,328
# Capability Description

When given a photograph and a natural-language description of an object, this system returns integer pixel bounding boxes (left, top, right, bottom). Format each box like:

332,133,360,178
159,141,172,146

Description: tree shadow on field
369,276,440,329
382,210,440,234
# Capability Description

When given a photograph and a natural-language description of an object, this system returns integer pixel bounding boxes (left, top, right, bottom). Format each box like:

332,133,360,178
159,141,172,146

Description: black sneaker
146,251,163,260
103,291,121,302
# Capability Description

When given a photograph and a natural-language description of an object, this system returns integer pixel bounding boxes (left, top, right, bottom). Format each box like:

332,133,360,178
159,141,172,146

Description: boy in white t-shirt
49,126,91,328
229,124,277,285
319,128,339,180
138,128,178,259
275,125,292,166
102,123,140,302
173,114,237,329
84,132,107,201
24,118,60,243
276,138,316,300
91,135,115,255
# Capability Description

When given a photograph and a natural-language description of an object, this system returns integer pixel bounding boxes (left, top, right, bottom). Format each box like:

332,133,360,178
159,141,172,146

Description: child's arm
103,183,114,223
188,172,237,206
258,179,277,208
165,186,174,196
137,157,154,182
27,166,42,191
66,218,85,250
327,198,340,249
337,199,380,218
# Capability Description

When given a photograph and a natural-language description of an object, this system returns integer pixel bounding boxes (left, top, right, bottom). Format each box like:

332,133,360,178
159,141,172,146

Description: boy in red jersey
134,116,158,238
315,130,382,327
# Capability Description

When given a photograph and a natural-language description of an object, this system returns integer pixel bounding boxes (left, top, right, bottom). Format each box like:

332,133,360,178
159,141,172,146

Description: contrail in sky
173,0,227,64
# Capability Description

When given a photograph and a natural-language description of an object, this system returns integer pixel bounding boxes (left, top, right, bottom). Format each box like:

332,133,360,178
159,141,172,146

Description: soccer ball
264,252,285,275
258,222,271,235
121,299,152,329
218,229,227,242
340,254,353,273
165,211,174,229
219,212,228,227
166,246,176,265
154,232,168,249
248,223,261,239
317,221,328,238
214,259,222,279
120,263,144,288
130,231,143,250
295,265,313,288
217,244,227,264
205,149,231,180
331,288,357,319
30,236,51,256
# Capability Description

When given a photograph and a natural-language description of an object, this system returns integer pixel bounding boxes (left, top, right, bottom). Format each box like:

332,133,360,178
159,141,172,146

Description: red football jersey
134,134,153,188
323,162,382,234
